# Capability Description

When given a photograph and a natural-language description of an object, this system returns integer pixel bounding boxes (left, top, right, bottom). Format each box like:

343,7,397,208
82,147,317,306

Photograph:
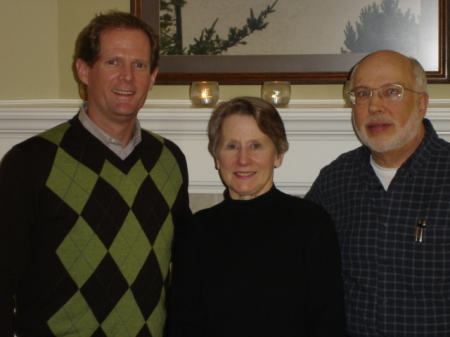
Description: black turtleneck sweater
168,186,345,337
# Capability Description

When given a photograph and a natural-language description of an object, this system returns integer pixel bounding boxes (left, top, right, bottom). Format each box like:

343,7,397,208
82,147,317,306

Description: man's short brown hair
76,11,159,73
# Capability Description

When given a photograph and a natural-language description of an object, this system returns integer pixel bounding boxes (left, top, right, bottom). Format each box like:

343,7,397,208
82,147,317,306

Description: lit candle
261,81,291,107
271,90,282,105
200,89,213,105
190,81,219,107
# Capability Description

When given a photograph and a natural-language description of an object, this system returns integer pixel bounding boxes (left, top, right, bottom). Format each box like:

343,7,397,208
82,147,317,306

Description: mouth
366,121,392,133
235,172,256,178
112,89,135,95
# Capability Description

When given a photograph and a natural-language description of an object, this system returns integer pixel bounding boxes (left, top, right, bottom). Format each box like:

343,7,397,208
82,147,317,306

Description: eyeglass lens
350,84,404,104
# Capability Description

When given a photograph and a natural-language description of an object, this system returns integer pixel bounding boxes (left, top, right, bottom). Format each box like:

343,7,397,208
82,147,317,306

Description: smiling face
76,28,157,130
216,114,284,200
351,51,428,158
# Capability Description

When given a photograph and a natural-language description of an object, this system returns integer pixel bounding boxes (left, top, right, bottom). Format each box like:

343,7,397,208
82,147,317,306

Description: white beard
353,111,422,153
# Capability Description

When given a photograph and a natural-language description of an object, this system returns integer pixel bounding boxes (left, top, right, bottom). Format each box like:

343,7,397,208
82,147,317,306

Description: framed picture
131,0,449,84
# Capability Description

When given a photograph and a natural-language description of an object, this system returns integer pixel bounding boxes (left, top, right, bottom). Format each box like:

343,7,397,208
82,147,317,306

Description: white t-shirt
370,155,398,191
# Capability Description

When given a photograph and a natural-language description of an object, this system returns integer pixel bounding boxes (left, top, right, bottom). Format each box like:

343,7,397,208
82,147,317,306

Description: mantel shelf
1,99,450,194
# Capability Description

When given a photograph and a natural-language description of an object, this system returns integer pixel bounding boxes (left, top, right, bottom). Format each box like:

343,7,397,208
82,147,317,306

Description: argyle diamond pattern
42,125,183,336
46,147,98,214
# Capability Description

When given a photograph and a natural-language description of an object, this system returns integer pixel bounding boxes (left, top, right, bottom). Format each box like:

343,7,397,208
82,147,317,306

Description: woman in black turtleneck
169,97,345,337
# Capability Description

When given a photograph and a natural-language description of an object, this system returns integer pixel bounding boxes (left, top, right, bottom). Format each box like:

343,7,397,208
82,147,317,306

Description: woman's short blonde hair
207,97,289,158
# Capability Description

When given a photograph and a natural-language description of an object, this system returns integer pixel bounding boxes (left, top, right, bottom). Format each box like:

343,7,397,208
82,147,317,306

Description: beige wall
1,0,59,100
1,0,450,101
57,0,129,99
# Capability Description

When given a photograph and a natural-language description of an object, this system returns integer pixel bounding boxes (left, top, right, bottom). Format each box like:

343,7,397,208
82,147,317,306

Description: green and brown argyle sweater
0,115,191,336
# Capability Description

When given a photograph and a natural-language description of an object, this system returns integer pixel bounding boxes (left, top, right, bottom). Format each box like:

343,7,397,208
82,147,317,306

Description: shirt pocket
403,222,450,294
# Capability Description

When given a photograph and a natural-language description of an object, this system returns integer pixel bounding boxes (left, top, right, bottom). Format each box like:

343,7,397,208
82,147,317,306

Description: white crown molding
2,99,450,139
1,99,450,194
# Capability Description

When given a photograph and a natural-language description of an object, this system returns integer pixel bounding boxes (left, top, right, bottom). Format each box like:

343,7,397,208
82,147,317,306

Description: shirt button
383,299,388,305
384,223,389,227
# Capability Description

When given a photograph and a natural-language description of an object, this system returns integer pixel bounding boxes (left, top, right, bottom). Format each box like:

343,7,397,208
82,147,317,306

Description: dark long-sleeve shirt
169,186,345,337
306,119,450,337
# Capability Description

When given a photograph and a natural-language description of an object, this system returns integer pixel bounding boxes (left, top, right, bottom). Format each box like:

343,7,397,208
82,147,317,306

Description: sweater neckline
221,185,283,216
69,114,145,171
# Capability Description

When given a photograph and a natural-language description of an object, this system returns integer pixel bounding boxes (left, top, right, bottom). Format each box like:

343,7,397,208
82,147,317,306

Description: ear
76,59,90,86
274,153,285,168
418,92,429,119
148,66,159,91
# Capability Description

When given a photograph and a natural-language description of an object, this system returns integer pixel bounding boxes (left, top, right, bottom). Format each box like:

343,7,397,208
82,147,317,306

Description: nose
367,89,385,115
237,148,251,166
119,64,134,82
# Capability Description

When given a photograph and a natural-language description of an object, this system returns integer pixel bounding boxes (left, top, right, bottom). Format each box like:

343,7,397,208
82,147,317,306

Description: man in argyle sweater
0,11,191,336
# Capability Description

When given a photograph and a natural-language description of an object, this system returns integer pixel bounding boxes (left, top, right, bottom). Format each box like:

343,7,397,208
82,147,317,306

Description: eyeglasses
347,83,423,105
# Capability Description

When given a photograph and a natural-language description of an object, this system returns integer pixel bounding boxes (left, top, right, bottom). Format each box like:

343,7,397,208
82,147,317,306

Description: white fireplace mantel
2,99,450,194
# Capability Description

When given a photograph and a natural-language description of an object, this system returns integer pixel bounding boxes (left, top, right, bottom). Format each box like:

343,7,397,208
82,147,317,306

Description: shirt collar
78,102,142,159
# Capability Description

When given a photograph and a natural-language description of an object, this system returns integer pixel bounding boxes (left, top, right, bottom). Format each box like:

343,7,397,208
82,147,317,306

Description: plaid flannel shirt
306,119,450,337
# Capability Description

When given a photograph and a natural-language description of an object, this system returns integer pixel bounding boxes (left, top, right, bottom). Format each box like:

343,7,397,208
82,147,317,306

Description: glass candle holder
261,81,291,107
190,81,219,107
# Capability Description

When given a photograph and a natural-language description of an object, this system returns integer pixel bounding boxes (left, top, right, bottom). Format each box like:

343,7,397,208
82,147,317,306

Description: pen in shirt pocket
414,220,426,242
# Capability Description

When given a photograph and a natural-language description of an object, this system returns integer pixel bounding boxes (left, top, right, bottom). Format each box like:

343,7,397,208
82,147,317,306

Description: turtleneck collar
220,185,284,218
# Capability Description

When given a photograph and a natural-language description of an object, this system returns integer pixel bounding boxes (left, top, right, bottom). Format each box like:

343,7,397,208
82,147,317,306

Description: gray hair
207,97,289,159
348,53,427,92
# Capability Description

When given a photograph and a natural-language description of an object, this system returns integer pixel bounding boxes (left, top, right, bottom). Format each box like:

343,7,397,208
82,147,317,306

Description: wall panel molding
1,99,450,194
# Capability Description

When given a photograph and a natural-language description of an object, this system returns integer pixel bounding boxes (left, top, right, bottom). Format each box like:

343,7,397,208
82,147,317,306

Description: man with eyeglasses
306,50,450,337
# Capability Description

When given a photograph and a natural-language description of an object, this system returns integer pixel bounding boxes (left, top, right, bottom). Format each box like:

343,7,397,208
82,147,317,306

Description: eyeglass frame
347,83,424,105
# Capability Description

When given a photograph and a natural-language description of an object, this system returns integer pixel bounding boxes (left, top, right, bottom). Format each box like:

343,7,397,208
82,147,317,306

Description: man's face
76,28,157,128
351,51,428,155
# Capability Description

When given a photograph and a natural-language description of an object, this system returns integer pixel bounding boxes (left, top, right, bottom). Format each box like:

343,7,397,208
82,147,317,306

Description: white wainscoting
1,99,450,195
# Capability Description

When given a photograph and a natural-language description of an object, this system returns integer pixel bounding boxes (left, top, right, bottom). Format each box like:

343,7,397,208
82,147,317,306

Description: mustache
362,115,398,128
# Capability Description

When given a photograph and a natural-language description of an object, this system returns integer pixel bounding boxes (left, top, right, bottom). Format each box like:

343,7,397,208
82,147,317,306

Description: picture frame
131,0,449,84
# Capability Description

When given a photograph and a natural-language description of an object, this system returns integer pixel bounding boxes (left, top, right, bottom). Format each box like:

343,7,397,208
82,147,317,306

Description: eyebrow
353,82,406,89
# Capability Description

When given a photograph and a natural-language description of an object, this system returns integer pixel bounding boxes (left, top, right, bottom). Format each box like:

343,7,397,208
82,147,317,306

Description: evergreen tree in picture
341,0,419,56
159,0,278,55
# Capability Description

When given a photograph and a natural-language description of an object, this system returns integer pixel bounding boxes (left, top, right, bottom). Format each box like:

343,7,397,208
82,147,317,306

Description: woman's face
216,114,284,200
